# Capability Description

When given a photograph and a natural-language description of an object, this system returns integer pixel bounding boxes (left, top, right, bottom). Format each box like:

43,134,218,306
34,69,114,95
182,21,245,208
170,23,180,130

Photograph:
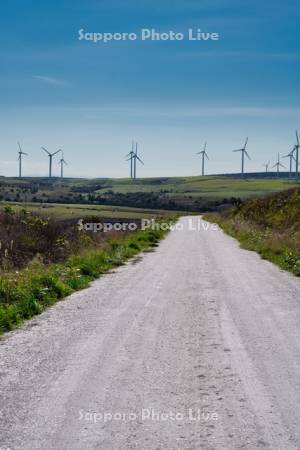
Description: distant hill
0,175,298,212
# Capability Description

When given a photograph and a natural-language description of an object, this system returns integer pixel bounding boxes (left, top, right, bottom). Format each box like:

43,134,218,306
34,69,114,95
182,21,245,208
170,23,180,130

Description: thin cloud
0,160,17,167
81,105,300,120
33,75,67,86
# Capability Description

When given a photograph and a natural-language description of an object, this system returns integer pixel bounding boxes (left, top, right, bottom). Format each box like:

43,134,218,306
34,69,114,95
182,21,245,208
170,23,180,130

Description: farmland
5,202,177,220
0,175,298,213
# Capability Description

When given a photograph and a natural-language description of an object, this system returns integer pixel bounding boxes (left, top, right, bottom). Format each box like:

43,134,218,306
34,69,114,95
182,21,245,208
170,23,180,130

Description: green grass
204,187,300,276
1,174,298,199
0,224,170,334
3,202,180,220
87,176,298,198
1,174,298,215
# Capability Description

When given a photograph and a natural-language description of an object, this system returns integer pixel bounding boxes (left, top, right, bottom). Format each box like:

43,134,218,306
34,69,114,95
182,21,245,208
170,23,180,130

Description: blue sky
0,0,300,177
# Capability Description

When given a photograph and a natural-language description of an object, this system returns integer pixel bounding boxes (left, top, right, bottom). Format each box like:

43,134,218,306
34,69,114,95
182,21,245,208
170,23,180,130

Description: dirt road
1,217,300,449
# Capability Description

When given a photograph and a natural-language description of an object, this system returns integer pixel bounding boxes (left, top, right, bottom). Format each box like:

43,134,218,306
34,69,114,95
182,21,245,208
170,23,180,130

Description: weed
204,187,300,277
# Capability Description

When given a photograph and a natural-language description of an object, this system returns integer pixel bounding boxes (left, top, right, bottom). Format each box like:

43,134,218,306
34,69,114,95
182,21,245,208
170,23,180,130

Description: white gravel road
1,216,300,450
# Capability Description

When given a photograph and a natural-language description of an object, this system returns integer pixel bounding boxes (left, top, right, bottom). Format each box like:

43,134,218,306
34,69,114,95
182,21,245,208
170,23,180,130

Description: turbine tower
133,142,144,180
196,142,209,176
58,151,68,178
272,153,286,176
263,161,270,173
293,130,299,180
126,140,135,179
282,151,296,178
233,138,251,177
17,142,28,178
42,147,61,178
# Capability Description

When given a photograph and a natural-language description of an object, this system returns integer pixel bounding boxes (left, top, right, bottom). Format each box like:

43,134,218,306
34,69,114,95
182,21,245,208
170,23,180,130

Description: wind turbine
233,137,251,177
293,130,299,180
133,142,144,180
17,142,28,178
42,147,61,178
272,153,286,176
196,142,209,176
263,161,270,173
58,151,68,178
282,151,296,178
126,140,135,179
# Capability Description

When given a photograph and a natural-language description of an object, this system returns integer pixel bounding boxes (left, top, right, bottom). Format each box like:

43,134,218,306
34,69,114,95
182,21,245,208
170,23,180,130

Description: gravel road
1,216,300,450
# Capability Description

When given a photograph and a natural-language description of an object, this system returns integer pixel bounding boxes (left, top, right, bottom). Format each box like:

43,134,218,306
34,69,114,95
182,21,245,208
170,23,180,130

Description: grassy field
4,202,179,220
92,176,298,198
1,175,298,212
204,187,300,276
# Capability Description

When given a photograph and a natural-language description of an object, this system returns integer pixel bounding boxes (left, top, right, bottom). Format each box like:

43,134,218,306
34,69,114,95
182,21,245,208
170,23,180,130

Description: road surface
1,216,300,450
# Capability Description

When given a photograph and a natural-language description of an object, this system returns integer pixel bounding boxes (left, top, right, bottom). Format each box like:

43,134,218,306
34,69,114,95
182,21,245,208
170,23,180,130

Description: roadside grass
204,187,300,277
0,225,170,335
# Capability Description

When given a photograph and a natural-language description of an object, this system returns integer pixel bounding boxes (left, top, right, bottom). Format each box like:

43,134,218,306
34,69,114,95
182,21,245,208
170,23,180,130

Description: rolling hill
0,174,298,212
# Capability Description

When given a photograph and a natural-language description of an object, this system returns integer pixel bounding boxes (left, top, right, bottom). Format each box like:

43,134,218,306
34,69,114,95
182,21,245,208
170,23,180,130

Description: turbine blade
244,137,248,149
136,155,144,165
233,149,242,152
245,150,251,160
42,147,50,155
296,130,299,145
52,149,62,156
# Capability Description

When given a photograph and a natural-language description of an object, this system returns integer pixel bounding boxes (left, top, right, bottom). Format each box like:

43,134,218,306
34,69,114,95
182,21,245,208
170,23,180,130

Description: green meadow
5,202,177,220
0,175,298,213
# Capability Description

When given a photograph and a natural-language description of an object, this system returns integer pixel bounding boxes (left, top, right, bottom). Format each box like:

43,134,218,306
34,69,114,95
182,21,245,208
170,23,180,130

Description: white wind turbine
233,138,251,176
42,147,61,178
17,142,28,178
196,142,209,176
